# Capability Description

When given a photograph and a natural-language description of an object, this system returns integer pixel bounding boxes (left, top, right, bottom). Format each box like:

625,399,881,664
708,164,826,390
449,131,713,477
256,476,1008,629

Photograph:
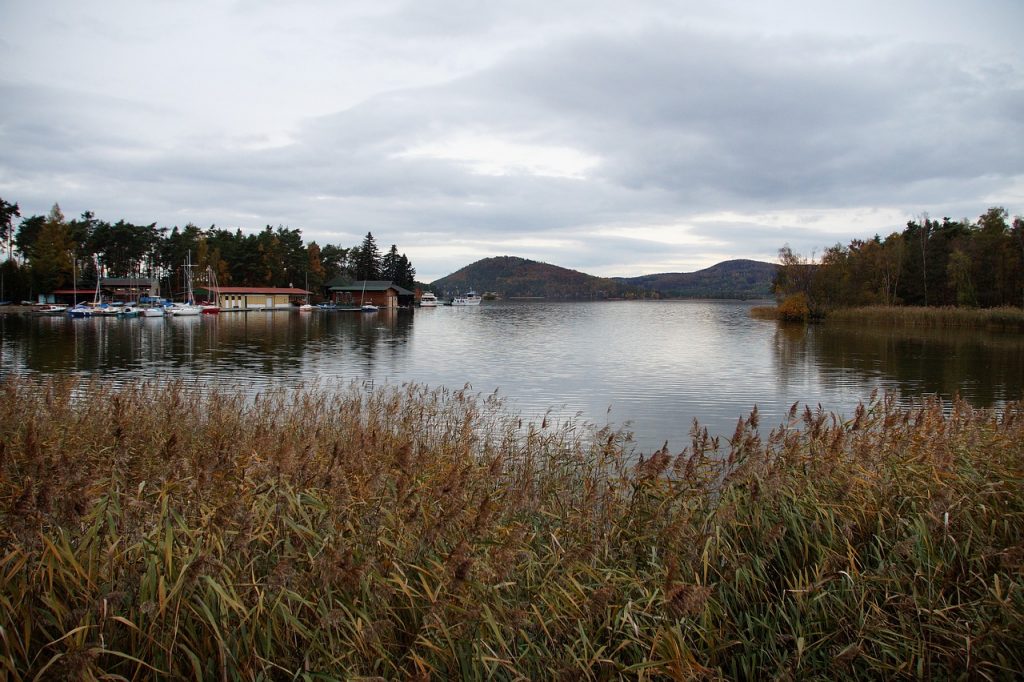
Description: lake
2,300,1021,454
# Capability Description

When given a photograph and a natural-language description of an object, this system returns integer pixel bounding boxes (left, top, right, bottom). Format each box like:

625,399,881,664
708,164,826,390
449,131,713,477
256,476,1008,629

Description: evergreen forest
0,198,416,302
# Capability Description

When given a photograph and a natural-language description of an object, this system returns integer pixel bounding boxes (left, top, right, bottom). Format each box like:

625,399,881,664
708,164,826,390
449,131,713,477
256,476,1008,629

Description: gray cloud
1,3,1021,281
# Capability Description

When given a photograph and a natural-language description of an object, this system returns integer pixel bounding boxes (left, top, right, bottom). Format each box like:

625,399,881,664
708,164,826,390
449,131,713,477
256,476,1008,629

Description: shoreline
751,303,1024,329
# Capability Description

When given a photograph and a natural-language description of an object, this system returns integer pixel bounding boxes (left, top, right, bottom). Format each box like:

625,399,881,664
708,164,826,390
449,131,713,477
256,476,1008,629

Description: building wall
217,293,294,309
333,290,398,307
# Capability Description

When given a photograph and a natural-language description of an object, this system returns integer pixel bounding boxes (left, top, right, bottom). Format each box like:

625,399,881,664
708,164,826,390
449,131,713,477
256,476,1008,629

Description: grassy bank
752,303,1024,330
1,377,1023,680
826,305,1024,330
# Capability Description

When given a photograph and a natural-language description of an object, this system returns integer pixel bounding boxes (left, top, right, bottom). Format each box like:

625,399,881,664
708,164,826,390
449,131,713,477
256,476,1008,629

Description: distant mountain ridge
431,256,638,299
431,256,777,300
616,259,777,299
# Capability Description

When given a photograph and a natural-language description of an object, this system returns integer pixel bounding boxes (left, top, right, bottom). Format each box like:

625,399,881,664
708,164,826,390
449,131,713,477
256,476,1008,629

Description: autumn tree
306,242,326,292
29,204,73,297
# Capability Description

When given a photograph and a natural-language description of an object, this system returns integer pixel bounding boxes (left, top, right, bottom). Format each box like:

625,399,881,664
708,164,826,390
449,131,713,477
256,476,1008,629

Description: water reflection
811,323,1022,405
3,303,1021,453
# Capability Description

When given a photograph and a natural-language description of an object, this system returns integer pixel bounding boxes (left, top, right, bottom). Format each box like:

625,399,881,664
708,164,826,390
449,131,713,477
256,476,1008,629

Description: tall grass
1,376,1022,679
826,305,1024,330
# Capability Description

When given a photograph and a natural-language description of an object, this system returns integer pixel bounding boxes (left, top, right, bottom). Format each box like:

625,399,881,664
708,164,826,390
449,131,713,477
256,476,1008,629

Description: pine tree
396,253,416,290
354,232,381,280
382,244,400,282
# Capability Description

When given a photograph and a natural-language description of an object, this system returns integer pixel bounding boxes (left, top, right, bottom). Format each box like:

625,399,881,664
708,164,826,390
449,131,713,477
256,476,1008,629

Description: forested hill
430,256,641,299
430,256,777,299
617,259,777,299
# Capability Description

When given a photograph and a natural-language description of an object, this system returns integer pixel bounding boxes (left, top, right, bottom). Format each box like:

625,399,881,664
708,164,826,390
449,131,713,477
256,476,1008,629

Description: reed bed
825,305,1024,330
1,376,1022,680
747,305,780,320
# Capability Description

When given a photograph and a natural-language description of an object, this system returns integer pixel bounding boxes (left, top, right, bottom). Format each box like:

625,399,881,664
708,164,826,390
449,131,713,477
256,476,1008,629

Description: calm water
2,301,1022,454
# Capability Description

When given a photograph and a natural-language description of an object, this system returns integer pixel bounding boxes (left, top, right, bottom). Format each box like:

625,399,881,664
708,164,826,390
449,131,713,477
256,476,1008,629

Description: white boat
170,254,202,316
169,303,202,317
358,280,378,312
91,303,120,317
419,292,438,307
298,273,314,311
33,304,67,315
451,290,482,306
140,305,165,318
86,257,119,314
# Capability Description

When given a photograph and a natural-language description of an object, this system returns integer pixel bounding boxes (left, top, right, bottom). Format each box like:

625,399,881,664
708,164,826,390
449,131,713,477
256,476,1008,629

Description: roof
329,280,414,296
101,278,155,286
324,275,353,288
51,289,97,295
196,286,311,295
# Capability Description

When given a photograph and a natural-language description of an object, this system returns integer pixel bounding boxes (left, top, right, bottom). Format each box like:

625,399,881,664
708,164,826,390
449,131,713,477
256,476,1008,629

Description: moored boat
170,254,202,315
451,290,482,306
33,304,68,315
66,304,92,318
169,303,202,316
200,266,221,313
419,292,438,307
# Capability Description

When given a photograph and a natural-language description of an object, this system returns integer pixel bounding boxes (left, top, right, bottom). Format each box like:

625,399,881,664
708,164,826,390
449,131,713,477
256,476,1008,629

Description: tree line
774,206,1024,317
0,198,416,302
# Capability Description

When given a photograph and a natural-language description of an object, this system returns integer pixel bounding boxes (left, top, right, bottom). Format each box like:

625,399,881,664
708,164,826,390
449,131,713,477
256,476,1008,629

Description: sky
1,1,1022,282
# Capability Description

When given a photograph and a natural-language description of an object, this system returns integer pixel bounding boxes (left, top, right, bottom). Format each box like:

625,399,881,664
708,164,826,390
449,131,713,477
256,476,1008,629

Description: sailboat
299,272,314,311
90,256,119,316
359,280,378,312
66,255,90,317
201,266,221,314
139,256,165,317
169,254,201,316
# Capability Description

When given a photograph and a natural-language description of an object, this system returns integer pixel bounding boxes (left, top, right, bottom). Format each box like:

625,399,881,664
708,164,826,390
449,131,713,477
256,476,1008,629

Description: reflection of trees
802,323,1024,406
9,310,418,380
770,323,811,387
210,309,414,374
346,309,413,367
14,315,105,373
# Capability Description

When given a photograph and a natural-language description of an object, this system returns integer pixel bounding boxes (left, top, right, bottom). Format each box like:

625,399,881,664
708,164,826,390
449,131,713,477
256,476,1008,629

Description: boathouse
194,286,311,310
323,280,414,308
50,277,158,305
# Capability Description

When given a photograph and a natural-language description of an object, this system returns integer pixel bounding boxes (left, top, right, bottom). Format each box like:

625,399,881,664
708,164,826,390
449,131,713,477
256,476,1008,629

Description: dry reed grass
1,376,1022,679
825,305,1024,330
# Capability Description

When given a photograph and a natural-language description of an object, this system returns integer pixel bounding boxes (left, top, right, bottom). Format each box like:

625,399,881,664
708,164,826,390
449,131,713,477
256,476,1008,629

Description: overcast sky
1,1,1022,281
